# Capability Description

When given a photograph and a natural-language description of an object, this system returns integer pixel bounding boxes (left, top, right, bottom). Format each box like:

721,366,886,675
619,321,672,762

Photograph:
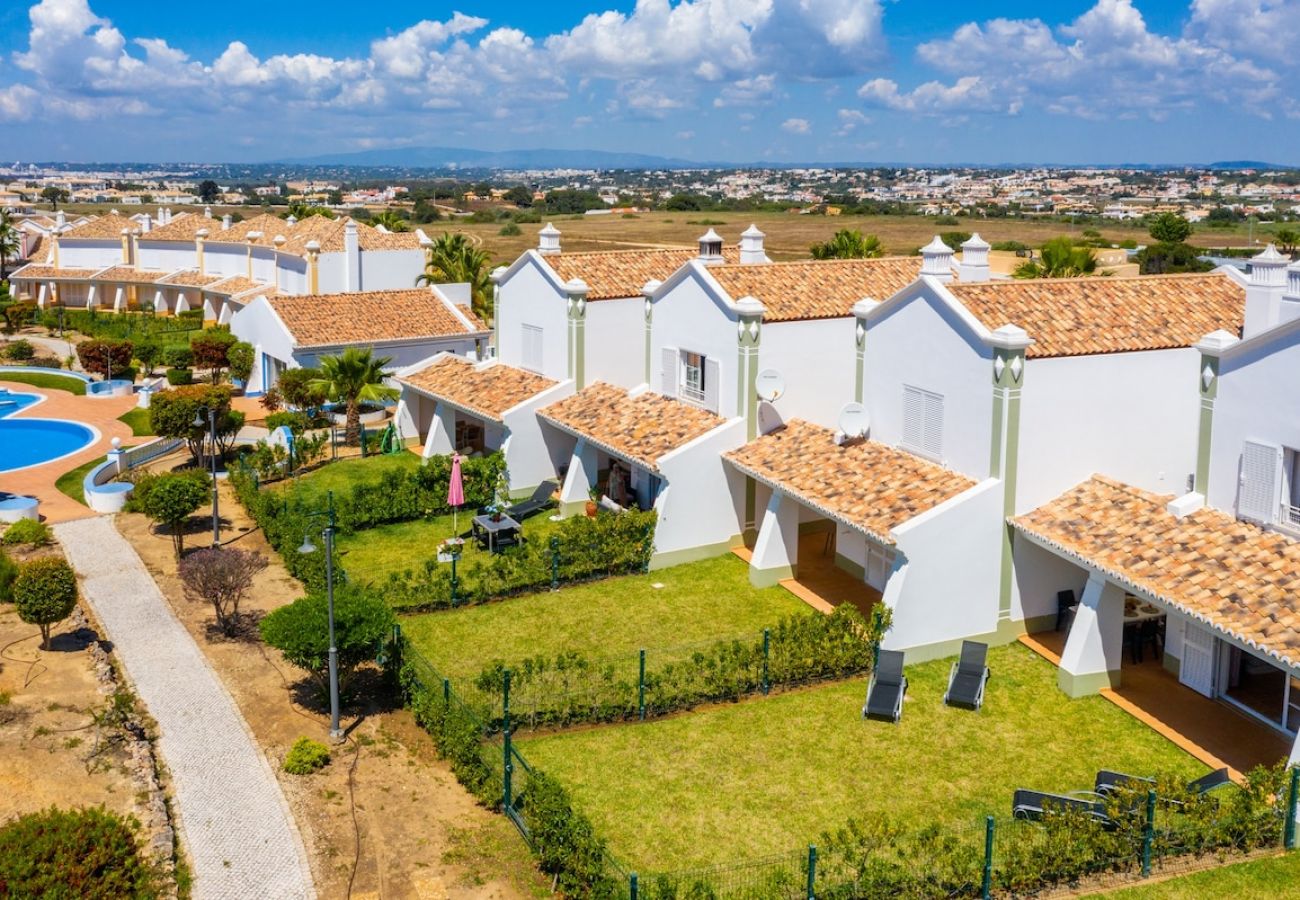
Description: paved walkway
55,517,316,900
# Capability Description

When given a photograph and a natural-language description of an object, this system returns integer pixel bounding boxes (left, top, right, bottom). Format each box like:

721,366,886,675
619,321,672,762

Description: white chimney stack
1244,243,1288,337
204,206,212,218
343,219,360,291
140,213,151,233
221,214,232,230
958,233,991,282
55,210,66,230
697,228,724,264
538,222,561,255
286,214,298,226
739,224,766,265
1281,259,1300,326
921,235,954,282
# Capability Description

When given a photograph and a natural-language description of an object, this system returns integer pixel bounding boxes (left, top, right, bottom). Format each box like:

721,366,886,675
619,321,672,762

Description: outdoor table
472,513,521,553
1123,596,1165,625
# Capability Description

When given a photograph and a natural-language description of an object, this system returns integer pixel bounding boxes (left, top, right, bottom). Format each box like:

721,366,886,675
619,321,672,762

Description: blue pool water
0,390,96,473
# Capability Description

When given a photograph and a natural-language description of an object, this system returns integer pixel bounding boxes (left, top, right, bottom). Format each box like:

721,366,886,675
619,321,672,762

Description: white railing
1288,505,1300,528
679,384,706,407
120,437,184,471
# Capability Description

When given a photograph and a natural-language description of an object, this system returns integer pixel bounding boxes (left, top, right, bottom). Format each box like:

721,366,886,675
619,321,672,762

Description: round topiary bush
4,338,35,360
13,557,79,649
1,518,51,546
165,367,193,386
282,737,331,775
0,806,157,899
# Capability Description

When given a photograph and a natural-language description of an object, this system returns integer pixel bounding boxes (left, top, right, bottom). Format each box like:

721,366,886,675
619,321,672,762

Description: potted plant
436,537,464,562
586,485,601,518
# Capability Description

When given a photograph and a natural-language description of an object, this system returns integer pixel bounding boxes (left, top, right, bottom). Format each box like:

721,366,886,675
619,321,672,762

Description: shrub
259,585,395,700
0,806,157,899
991,240,1028,252
13,557,79,649
498,222,522,236
21,355,63,369
1,301,37,334
149,384,235,462
259,386,283,412
1,518,51,546
265,411,311,434
76,339,134,378
178,546,267,636
133,339,163,374
518,771,618,897
0,547,16,602
227,340,254,384
138,472,209,558
282,737,331,775
277,367,326,410
191,331,237,383
165,367,192,385
4,338,35,360
163,346,193,369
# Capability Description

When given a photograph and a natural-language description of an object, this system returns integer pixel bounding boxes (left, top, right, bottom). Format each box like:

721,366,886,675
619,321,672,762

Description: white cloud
677,130,695,139
835,107,871,135
781,117,810,134
713,73,776,107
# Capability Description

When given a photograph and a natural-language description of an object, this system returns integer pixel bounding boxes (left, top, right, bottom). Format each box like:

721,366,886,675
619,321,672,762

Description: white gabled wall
355,249,426,292
586,297,646,388
654,419,747,561
759,318,856,430
649,270,738,417
137,241,195,272
58,239,119,268
1017,348,1200,514
501,379,577,492
496,257,569,382
230,297,295,395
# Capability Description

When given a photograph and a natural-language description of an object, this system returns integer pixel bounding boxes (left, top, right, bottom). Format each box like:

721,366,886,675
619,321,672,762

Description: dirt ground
0,540,138,826
115,479,549,900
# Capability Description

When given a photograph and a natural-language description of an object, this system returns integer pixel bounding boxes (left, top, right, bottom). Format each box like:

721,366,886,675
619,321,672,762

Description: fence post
360,424,368,457
550,536,560,591
806,844,817,900
442,677,450,707
982,815,994,900
502,669,512,811
1142,789,1156,877
1286,767,1299,849
638,649,646,720
762,629,771,695
629,873,638,900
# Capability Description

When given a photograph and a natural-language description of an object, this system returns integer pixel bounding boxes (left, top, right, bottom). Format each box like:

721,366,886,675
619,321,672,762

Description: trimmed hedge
0,806,158,899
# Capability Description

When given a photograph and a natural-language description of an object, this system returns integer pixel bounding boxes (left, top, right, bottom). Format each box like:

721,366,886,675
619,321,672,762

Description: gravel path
55,517,316,900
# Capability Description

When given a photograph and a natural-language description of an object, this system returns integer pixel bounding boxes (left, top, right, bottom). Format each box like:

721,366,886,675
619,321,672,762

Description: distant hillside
1207,160,1290,170
275,146,702,170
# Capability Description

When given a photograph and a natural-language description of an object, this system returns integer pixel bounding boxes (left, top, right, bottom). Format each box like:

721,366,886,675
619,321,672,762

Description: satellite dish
757,400,784,435
756,369,785,402
837,402,870,440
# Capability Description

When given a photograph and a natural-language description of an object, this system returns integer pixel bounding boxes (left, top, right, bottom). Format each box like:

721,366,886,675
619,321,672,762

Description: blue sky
0,0,1295,165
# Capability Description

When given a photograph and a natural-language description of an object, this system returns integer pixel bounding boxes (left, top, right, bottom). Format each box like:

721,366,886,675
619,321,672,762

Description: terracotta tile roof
162,270,222,287
94,266,168,283
707,257,922,322
269,289,488,349
948,273,1245,358
538,382,726,471
546,247,740,301
139,213,212,242
208,214,420,253
209,213,287,246
10,264,100,280
21,234,47,261
59,213,136,240
1013,476,1300,668
725,419,976,545
399,356,557,423
204,274,269,296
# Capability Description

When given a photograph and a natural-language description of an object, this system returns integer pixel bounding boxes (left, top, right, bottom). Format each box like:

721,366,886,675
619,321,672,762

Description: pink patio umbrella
448,453,465,534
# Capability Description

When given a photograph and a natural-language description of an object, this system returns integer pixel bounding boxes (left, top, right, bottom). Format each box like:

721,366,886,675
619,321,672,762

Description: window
901,385,944,460
521,324,543,373
1238,440,1283,525
681,351,706,405
1284,448,1300,529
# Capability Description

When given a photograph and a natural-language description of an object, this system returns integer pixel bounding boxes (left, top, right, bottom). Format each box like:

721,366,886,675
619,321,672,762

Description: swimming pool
0,390,98,473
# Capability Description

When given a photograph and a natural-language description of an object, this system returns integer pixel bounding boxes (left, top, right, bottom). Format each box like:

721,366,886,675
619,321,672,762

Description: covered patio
1013,475,1300,772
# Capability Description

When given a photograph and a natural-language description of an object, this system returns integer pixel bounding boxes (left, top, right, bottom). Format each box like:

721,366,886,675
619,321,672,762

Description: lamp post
297,490,342,742
192,407,220,546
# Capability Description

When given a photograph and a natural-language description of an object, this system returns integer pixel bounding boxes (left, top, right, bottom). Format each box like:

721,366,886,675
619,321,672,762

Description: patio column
565,279,589,390
113,286,125,313
737,297,765,539
1057,572,1125,697
851,298,876,404
749,490,798,588
85,284,98,310
36,283,48,308
559,438,598,517
153,288,165,314
175,291,190,315
422,400,455,459
989,325,1032,623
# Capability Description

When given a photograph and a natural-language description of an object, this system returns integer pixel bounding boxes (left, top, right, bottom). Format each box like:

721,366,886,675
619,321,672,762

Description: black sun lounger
944,640,991,711
862,649,907,723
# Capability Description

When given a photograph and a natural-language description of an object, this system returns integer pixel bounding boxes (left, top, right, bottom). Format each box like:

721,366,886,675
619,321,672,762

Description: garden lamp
298,533,317,555
296,491,342,743
194,407,220,546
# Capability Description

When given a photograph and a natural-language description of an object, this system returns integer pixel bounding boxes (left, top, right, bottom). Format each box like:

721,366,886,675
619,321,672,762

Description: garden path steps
55,517,317,900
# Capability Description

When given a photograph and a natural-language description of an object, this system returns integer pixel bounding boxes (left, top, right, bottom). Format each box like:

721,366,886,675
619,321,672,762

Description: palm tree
1013,237,1099,279
0,211,19,284
284,203,334,221
308,349,398,446
1273,228,1300,259
809,229,885,260
371,209,410,233
417,232,493,321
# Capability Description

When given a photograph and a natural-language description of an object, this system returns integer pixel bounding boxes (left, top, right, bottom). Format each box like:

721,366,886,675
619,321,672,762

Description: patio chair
862,649,907,724
944,641,991,711
1186,768,1232,795
1056,589,1079,632
1095,767,1231,799
1012,789,1111,824
505,480,559,522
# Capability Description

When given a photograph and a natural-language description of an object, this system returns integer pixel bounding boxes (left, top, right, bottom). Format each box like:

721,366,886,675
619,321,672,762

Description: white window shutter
1239,440,1283,524
704,357,721,413
661,346,678,396
902,386,924,450
521,324,542,373
923,391,944,458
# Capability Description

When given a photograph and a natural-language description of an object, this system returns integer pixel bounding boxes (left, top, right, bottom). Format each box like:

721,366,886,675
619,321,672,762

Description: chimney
1281,259,1300,326
204,205,212,218
920,236,954,282
958,233,991,282
697,228,724,264
739,224,766,265
1244,243,1288,337
55,210,66,230
140,213,151,233
286,214,298,226
538,222,561,255
221,214,232,230
344,219,360,291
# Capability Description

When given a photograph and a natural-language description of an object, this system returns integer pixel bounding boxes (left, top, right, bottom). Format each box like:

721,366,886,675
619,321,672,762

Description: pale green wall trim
1058,668,1121,698
574,317,586,390
749,563,796,588
643,306,653,385
853,317,867,404
1195,353,1219,495
893,616,1032,665
744,478,757,538
834,553,865,581
991,346,1026,622
649,535,742,571
1023,613,1058,634
1163,653,1181,679
492,283,500,352
559,500,588,518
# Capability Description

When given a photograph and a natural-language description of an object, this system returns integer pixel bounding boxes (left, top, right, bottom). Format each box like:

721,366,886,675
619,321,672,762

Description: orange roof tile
724,419,976,545
10,265,100,280
139,213,213,242
94,266,168,283
707,257,922,322
546,247,740,301
204,274,269,296
399,356,557,423
58,213,136,240
163,270,222,287
948,273,1245,358
208,213,287,246
538,382,726,471
1013,476,1300,667
269,289,488,349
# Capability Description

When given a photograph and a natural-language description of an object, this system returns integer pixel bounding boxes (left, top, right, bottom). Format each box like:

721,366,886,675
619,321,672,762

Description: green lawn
116,407,153,436
1087,852,1300,898
518,644,1206,872
55,454,107,506
402,554,811,684
0,370,86,395
274,451,419,506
